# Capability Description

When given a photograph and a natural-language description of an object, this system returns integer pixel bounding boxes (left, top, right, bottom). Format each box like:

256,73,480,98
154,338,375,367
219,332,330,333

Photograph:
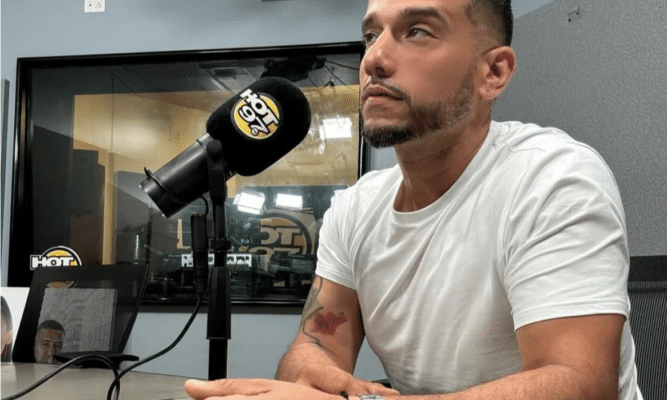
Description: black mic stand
204,139,232,380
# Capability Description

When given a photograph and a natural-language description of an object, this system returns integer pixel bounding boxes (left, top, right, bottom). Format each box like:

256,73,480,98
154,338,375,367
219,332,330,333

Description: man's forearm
276,341,344,381
350,364,614,400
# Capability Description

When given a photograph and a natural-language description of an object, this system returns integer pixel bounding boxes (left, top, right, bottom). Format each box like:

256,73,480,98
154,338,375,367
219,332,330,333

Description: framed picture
11,265,148,363
8,41,366,306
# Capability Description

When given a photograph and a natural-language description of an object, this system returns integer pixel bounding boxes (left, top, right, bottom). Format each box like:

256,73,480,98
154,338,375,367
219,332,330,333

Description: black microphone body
140,77,312,218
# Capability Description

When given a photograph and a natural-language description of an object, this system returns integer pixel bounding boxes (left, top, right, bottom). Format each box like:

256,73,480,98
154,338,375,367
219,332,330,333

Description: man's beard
360,72,473,149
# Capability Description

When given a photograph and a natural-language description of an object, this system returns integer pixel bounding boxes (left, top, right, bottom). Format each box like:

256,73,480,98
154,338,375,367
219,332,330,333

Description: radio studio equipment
140,77,311,379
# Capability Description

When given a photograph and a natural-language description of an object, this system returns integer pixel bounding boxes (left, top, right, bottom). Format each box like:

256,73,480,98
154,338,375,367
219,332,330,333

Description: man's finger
185,378,272,398
346,380,399,397
365,381,400,396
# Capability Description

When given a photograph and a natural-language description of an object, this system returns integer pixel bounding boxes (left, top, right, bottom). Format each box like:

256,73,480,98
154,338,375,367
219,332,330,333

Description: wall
0,0,559,380
494,0,667,255
124,307,385,380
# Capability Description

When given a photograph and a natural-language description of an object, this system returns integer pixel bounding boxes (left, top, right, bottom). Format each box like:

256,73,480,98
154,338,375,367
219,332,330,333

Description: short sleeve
315,191,356,289
503,144,630,330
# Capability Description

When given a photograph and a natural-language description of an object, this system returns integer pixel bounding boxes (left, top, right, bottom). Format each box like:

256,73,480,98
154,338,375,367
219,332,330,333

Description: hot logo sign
258,211,313,257
30,246,82,270
232,89,281,139
238,209,318,260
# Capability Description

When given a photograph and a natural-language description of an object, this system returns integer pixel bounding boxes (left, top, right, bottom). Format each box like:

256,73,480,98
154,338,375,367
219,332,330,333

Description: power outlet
85,0,105,13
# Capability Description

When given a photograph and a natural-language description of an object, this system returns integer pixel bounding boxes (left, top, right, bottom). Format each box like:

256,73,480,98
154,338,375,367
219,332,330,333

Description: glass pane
15,44,363,305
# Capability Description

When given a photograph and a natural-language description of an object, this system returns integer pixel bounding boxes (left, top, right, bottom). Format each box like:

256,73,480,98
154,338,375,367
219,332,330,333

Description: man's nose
361,32,397,80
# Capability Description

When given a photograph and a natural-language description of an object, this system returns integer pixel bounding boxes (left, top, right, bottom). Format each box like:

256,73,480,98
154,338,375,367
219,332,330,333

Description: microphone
140,77,312,218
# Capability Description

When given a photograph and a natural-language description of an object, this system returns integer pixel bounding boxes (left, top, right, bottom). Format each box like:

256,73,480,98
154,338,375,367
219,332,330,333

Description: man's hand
293,362,399,396
185,378,343,400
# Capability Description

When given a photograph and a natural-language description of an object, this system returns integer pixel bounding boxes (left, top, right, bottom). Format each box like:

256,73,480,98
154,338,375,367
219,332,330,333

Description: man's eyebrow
361,13,377,32
361,6,449,32
401,6,447,22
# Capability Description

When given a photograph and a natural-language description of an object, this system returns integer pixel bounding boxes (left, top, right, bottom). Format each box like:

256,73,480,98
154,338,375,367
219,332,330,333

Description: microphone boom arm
204,139,232,381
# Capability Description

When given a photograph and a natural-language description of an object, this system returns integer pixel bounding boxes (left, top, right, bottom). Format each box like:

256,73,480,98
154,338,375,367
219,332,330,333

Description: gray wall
494,0,667,255
124,308,391,380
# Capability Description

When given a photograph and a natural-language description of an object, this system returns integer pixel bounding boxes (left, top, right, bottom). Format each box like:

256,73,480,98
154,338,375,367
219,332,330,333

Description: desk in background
1,363,192,400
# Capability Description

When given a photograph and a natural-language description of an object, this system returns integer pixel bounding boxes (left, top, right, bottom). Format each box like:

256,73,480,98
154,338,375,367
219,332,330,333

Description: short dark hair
37,320,65,333
466,0,513,47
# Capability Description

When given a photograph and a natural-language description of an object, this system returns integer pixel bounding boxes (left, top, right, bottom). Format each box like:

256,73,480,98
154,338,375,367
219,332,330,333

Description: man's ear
478,46,516,101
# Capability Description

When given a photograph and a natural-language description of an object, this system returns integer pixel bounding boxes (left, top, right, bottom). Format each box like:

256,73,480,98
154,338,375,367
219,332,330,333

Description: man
34,320,65,364
186,0,642,399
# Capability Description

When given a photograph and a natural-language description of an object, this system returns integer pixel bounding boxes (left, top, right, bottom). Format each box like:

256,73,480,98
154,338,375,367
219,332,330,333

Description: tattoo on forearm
299,276,348,345
314,312,348,335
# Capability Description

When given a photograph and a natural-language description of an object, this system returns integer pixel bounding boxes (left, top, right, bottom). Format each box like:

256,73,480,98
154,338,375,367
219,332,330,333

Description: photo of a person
33,319,65,364
1,296,13,362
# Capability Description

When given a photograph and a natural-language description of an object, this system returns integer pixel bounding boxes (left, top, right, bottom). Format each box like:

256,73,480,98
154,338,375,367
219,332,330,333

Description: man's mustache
360,77,409,103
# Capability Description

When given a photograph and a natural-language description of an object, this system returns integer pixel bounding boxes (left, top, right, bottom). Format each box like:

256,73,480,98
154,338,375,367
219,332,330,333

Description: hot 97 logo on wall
30,246,82,270
242,209,318,259
232,89,281,140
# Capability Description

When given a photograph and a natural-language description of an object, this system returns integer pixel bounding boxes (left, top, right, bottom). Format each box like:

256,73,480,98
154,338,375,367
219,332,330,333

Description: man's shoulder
493,120,575,148
491,120,606,165
490,120,622,206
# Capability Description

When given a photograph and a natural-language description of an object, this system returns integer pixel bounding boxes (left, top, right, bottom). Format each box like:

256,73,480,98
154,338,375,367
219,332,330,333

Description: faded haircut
37,319,65,333
466,0,513,47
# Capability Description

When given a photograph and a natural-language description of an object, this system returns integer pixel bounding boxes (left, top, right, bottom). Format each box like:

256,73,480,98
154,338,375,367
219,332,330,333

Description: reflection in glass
12,44,364,305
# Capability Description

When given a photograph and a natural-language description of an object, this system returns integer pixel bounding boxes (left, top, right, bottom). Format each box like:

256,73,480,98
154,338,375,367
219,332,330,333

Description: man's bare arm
276,275,395,396
277,275,363,379
347,314,624,400
186,314,623,399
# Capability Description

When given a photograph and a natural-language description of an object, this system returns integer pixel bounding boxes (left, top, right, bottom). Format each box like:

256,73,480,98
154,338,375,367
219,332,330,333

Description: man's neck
393,117,491,212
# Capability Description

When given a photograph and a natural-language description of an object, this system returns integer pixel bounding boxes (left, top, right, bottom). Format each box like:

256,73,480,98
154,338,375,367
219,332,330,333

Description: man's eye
363,32,378,46
407,27,430,38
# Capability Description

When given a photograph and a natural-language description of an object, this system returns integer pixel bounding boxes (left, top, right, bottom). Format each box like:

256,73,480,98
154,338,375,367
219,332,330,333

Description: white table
1,363,192,400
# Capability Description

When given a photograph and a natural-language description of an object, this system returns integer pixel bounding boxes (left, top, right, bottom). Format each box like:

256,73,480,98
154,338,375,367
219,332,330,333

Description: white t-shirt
316,121,641,399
